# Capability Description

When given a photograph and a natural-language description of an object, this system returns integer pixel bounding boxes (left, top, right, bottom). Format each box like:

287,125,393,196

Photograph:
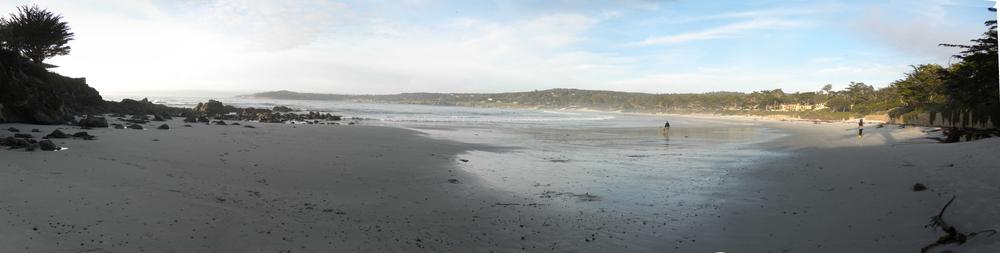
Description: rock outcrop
0,50,104,124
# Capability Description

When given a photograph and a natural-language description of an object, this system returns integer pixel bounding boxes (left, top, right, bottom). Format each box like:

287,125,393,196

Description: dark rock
272,106,294,112
107,98,189,118
2,137,30,148
72,132,95,140
78,116,109,128
459,159,469,163
197,116,210,123
44,129,69,139
127,124,143,130
183,124,192,127
111,123,125,129
214,120,228,126
0,136,15,147
30,128,39,132
194,100,238,117
7,127,19,132
38,140,58,151
447,179,461,184
184,116,198,123
243,125,255,128
152,114,165,121
157,124,170,130
230,122,240,125
125,115,149,124
913,183,928,192
14,133,32,138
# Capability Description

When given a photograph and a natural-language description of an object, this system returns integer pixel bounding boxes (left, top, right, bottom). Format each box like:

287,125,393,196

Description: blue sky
4,0,997,95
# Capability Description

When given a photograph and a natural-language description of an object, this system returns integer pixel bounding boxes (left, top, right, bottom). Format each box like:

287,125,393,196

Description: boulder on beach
1,136,30,148
197,116,210,123
44,129,69,139
72,132,95,140
152,114,165,121
78,116,109,128
230,122,240,125
38,140,58,151
30,128,39,132
127,124,144,130
7,127,19,132
157,124,170,130
214,120,228,126
183,116,198,123
14,133,33,138
243,125,255,128
111,123,125,129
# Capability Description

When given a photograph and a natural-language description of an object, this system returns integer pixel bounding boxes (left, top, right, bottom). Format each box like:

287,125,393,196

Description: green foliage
0,5,74,64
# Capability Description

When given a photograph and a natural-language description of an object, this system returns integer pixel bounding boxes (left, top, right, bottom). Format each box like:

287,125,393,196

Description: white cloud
197,0,347,51
852,0,988,61
636,19,802,45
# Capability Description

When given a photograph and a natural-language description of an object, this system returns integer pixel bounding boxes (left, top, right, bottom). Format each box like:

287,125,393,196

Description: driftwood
921,196,997,253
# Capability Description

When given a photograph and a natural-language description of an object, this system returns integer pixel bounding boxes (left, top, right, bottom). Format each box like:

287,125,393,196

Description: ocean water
113,96,787,236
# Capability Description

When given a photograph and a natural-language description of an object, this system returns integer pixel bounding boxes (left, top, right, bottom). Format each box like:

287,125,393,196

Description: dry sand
1,118,998,252
697,121,1000,252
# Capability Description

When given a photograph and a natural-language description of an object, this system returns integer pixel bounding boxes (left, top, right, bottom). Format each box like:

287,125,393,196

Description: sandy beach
2,116,998,252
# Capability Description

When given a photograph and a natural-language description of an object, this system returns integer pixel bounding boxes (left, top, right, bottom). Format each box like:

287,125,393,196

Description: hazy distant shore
1,113,998,252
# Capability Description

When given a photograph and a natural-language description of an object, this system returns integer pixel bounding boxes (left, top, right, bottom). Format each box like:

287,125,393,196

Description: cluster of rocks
1,128,95,151
187,100,344,124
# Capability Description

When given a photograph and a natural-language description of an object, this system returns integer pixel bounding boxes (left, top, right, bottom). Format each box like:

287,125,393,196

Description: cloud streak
636,19,802,45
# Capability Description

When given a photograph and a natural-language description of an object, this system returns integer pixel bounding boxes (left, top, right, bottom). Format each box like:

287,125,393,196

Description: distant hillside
238,88,820,113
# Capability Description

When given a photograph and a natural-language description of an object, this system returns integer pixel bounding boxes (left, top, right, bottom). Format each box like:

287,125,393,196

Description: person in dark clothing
858,118,864,137
661,120,671,136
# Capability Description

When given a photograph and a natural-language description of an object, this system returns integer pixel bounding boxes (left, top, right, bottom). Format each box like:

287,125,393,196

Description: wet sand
1,117,998,252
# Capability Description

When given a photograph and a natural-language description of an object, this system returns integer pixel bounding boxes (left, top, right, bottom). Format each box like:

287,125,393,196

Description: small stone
912,183,928,192
30,129,40,133
243,125,255,128
127,124,143,130
447,179,460,184
459,159,469,163
14,133,33,138
7,127,20,132
157,124,170,130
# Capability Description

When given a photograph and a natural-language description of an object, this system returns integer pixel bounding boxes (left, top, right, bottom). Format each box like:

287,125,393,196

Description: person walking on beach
661,120,671,136
858,118,864,137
